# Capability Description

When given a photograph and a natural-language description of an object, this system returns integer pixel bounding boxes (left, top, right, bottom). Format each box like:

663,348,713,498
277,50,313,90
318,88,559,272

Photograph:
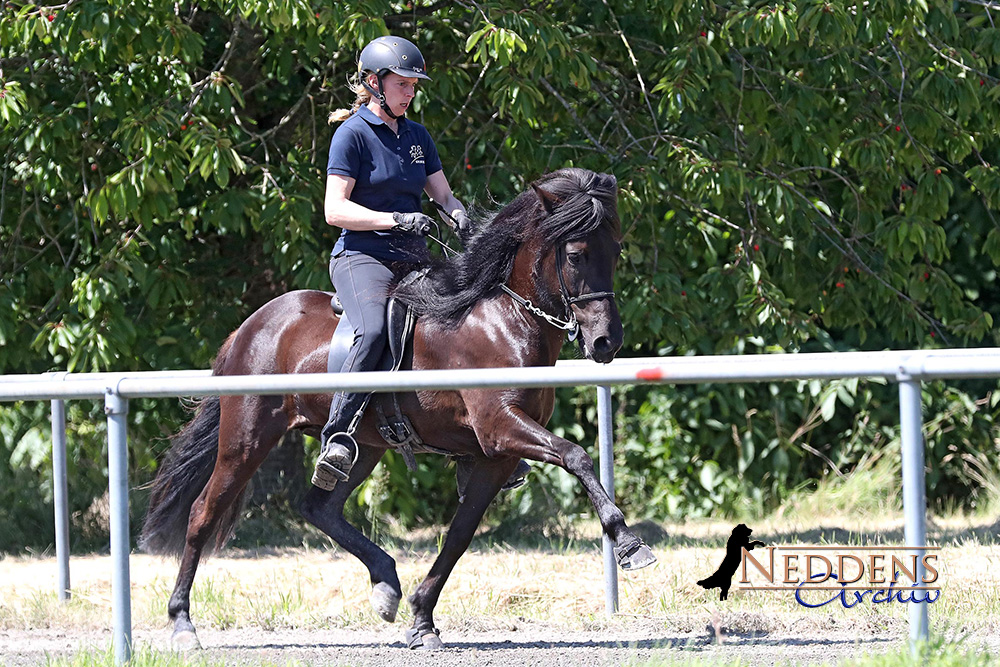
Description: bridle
427,207,616,342
498,245,615,341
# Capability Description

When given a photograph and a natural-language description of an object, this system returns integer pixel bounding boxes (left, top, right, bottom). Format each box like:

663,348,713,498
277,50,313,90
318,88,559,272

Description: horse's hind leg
405,457,518,650
299,444,401,621
168,395,286,650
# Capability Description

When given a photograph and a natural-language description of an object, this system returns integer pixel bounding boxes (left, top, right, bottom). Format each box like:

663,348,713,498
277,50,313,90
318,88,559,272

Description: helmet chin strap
361,73,402,120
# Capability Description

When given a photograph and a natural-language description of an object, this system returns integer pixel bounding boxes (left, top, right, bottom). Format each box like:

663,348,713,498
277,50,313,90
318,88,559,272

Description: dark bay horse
140,167,656,651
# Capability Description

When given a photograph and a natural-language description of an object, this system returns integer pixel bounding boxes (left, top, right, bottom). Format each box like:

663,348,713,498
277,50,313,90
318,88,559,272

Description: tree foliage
2,0,999,549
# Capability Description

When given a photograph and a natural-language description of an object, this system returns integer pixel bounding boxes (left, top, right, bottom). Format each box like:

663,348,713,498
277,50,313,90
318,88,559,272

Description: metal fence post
51,399,71,601
898,376,929,653
104,390,132,665
597,385,619,615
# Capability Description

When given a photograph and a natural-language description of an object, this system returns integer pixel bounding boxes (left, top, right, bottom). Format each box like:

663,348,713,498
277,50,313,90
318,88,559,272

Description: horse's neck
466,296,565,368
509,239,562,312
502,243,566,367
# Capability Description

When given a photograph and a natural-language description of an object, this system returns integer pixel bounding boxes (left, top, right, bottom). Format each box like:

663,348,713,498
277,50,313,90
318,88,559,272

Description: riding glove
452,210,471,232
392,211,434,235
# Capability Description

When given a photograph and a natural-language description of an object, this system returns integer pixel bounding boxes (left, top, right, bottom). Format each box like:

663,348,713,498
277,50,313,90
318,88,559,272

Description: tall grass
779,449,902,521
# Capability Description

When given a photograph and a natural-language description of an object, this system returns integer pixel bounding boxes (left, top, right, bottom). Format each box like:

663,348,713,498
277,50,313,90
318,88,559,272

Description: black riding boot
312,432,359,491
312,391,369,491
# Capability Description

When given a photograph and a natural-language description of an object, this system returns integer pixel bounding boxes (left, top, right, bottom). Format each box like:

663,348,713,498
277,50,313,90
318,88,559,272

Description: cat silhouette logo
697,524,766,601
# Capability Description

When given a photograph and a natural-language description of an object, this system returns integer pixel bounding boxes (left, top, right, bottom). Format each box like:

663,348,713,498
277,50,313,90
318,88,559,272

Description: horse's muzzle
588,334,621,364
571,285,623,364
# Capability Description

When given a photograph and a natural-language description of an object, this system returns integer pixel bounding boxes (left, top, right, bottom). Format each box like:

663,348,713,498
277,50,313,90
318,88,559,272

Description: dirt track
0,624,928,666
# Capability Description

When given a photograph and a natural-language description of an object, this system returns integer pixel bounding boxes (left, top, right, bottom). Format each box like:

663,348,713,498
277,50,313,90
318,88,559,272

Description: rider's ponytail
328,74,371,123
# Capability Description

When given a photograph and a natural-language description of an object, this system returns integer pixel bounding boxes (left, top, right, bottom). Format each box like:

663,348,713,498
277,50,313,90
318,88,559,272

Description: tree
2,0,999,548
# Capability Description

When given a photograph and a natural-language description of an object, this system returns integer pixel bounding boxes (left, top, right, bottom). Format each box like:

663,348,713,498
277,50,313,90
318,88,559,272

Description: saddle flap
386,297,417,372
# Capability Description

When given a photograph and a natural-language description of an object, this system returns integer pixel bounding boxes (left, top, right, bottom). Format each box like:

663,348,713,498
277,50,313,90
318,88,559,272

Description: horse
139,167,657,651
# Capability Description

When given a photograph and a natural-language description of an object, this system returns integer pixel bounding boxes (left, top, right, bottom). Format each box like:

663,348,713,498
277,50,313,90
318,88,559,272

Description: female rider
313,35,528,493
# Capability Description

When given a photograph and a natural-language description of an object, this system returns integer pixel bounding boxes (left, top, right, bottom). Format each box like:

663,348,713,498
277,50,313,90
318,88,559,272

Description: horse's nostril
594,336,611,353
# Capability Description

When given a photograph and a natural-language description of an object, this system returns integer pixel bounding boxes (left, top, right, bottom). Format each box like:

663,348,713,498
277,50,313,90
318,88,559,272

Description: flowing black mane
393,167,620,324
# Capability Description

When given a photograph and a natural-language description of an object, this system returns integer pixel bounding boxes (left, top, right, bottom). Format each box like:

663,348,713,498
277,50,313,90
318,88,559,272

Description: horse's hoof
370,582,401,622
416,633,445,650
171,629,202,651
405,627,444,650
615,539,657,571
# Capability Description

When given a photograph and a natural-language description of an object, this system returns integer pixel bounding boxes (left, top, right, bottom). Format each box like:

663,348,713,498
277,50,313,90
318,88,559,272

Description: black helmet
358,35,431,81
358,36,430,119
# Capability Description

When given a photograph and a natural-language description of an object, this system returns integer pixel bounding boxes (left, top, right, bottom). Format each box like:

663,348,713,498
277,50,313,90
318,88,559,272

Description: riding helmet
358,35,431,81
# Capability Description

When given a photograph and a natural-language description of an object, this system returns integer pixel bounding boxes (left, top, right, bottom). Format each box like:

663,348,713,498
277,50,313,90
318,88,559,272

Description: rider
314,35,529,492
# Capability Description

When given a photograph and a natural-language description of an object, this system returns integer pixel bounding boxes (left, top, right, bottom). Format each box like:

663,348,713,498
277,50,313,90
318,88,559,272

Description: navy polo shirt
327,106,443,262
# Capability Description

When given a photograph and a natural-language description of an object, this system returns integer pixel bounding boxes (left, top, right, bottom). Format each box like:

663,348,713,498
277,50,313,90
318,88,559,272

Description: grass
777,450,903,522
42,646,310,666
2,518,998,659
2,458,999,665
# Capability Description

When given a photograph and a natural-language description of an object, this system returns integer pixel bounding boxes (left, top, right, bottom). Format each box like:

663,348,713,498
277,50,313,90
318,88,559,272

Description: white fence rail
3,347,1000,663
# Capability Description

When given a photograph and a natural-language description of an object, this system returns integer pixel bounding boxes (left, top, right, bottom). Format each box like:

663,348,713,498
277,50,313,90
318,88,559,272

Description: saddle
327,270,447,470
327,271,531,493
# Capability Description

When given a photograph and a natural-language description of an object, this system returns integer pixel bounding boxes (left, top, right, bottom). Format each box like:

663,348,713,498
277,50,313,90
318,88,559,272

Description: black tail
140,336,248,557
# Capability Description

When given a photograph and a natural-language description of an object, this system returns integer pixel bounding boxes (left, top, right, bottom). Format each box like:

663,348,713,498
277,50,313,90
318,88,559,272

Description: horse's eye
566,251,584,266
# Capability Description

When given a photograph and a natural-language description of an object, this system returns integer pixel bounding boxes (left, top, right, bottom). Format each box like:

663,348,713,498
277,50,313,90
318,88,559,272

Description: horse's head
531,169,624,364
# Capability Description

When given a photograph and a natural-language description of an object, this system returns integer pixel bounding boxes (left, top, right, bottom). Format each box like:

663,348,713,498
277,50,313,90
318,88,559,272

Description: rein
427,203,616,342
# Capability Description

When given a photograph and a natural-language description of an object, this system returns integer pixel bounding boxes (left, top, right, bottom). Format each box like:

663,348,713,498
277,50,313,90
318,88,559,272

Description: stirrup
501,459,531,492
312,432,359,491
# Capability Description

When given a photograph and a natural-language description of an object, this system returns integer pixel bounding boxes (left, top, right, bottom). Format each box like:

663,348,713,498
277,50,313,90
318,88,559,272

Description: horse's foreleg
406,457,517,650
299,444,402,621
478,407,656,572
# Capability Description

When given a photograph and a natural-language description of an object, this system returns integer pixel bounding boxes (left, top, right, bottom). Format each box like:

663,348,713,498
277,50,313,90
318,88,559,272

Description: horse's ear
531,183,559,215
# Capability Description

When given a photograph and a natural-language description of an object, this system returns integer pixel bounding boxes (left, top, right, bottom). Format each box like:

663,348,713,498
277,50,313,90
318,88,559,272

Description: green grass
43,645,310,666
780,450,903,521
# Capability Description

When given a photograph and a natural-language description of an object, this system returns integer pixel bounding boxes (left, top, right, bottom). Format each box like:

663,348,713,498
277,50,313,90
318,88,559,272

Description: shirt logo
410,144,425,165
